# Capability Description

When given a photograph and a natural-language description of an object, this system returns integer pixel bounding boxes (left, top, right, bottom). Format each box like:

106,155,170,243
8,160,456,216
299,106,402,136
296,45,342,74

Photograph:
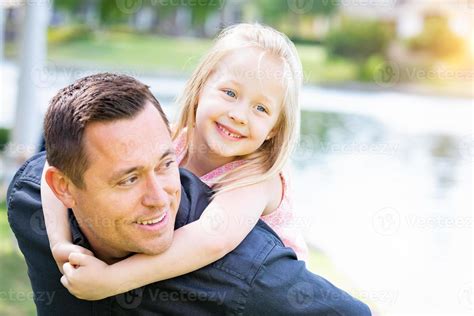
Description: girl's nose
228,108,248,125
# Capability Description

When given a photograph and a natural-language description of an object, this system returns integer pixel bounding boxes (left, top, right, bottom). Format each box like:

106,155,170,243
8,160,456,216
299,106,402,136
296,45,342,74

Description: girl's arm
41,161,93,272
60,174,282,300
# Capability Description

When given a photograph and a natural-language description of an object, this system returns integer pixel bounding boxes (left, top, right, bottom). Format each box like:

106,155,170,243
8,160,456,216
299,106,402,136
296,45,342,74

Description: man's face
70,102,181,260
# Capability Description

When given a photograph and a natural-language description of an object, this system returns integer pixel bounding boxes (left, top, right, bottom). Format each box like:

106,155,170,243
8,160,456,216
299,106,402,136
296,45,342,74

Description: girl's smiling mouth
215,122,246,140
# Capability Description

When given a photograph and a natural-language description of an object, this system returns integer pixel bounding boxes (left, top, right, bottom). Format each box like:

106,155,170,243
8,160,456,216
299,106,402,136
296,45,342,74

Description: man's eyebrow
109,166,141,183
160,149,175,160
109,148,175,182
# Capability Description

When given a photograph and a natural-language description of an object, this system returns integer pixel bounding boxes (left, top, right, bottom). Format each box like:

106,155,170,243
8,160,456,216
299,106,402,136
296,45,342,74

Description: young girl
41,23,309,300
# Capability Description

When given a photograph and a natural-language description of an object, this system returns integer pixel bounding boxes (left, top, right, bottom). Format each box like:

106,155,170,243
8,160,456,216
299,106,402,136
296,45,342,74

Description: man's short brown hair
44,73,169,188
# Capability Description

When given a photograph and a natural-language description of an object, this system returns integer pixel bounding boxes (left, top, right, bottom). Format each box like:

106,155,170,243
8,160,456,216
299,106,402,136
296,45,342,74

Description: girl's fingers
80,248,94,256
60,274,70,289
68,252,87,266
72,245,94,257
62,262,75,276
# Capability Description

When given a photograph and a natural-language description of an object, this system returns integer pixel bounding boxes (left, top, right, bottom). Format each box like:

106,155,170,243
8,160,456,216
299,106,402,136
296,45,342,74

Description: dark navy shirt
7,152,371,315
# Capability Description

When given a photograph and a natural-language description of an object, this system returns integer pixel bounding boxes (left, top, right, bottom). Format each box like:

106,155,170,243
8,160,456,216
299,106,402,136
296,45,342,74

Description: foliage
358,54,386,82
325,18,393,61
0,128,10,152
48,24,93,44
407,16,465,58
0,209,36,316
257,0,338,24
54,0,222,35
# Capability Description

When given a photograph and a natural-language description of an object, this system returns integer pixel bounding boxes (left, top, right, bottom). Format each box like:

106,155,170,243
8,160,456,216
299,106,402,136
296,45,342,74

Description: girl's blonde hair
173,23,302,195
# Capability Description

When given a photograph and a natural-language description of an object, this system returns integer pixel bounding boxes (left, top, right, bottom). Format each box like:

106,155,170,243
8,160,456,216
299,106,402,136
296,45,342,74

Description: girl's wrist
106,264,135,295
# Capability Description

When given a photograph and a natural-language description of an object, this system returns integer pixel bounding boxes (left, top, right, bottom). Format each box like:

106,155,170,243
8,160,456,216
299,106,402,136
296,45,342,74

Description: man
8,73,371,315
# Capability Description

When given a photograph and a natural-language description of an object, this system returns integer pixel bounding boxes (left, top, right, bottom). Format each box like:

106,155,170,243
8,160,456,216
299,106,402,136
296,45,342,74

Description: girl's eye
119,176,138,186
224,89,236,98
256,105,268,113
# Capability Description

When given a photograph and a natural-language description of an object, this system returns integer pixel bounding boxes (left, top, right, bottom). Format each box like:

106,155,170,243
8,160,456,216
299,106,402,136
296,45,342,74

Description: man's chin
138,232,174,255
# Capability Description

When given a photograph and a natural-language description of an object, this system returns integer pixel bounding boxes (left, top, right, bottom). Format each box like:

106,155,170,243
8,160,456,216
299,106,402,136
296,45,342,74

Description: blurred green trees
0,128,9,152
3,0,467,92
325,18,393,61
54,0,223,35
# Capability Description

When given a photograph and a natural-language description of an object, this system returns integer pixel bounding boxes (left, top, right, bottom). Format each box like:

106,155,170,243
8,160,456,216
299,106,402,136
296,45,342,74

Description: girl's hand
61,253,117,300
51,242,94,274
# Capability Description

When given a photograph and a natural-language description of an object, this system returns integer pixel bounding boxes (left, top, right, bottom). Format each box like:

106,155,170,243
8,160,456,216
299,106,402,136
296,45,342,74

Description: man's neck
77,222,131,265
89,240,131,265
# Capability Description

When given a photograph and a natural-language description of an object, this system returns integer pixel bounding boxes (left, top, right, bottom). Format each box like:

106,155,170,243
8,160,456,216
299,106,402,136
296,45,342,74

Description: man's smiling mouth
136,211,167,226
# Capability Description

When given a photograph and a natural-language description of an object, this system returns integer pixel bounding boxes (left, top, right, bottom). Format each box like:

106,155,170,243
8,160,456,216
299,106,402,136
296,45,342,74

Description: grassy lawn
0,205,36,316
7,30,358,83
48,32,215,75
6,28,470,97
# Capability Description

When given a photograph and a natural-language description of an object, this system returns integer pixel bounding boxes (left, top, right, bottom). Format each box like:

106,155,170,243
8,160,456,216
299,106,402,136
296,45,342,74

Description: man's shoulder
133,221,292,315
7,151,46,241
8,151,45,192
176,167,293,284
7,151,45,214
211,220,292,286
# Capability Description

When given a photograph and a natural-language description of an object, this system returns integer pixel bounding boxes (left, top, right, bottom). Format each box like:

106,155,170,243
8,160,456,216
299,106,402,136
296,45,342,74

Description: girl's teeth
218,124,241,138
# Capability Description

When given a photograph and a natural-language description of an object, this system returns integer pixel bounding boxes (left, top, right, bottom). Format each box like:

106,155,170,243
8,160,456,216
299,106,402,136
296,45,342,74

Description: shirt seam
235,239,278,315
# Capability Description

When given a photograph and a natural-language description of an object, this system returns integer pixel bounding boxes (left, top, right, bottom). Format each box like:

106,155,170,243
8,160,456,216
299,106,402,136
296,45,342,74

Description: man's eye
256,105,268,113
165,160,175,168
119,176,137,186
224,89,236,98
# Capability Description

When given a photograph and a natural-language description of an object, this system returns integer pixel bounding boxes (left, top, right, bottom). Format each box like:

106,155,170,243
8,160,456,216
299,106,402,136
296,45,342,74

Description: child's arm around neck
41,161,94,273
59,173,282,300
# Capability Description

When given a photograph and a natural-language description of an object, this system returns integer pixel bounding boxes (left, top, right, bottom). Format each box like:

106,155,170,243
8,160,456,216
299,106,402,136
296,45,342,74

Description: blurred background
0,0,472,315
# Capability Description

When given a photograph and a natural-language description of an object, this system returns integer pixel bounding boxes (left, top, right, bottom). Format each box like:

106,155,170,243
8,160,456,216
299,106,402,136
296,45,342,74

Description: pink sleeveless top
173,130,309,261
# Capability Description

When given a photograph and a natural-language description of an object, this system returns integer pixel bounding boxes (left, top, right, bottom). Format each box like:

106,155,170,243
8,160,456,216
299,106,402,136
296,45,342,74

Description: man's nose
228,103,248,125
142,174,169,209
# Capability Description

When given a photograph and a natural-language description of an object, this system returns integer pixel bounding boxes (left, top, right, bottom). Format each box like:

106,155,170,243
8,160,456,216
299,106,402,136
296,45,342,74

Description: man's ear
44,166,77,209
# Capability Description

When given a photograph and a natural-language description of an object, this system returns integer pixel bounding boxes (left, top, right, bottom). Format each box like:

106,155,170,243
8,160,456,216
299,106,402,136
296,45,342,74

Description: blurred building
340,0,473,40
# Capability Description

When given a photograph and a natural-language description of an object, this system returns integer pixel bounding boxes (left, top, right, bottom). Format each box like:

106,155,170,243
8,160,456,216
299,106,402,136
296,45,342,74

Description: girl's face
194,47,285,159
